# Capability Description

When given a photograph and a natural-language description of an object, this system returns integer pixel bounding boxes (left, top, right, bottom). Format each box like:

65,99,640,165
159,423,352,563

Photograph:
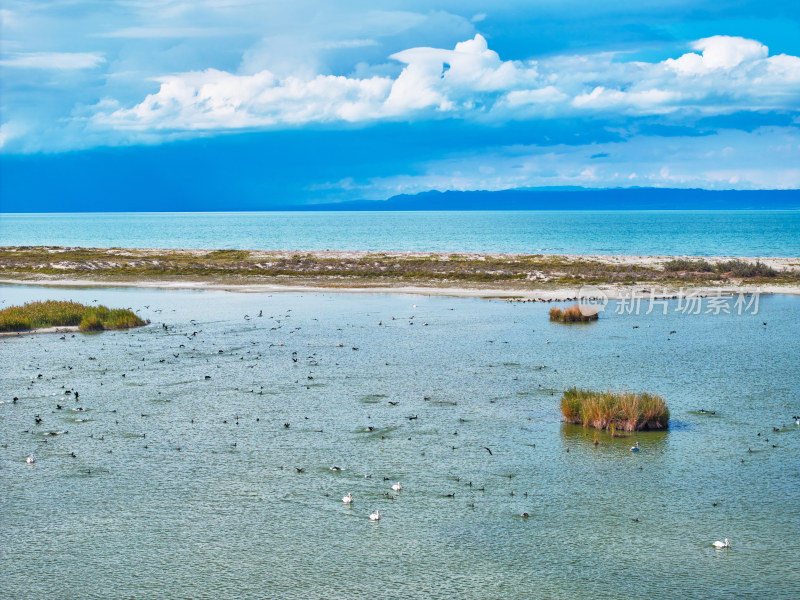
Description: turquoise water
2,210,799,255
2,285,799,599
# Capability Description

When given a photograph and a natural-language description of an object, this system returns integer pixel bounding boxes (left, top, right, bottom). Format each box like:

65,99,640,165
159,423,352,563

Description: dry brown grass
560,388,669,432
549,305,599,323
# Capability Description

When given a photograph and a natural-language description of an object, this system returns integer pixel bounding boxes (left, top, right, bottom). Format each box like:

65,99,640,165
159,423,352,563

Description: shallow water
2,210,800,256
1,285,799,599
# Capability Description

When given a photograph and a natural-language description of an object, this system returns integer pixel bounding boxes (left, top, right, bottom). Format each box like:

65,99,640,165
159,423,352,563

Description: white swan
630,441,640,452
391,481,402,491
369,510,381,521
26,454,36,464
342,493,353,504
712,538,731,549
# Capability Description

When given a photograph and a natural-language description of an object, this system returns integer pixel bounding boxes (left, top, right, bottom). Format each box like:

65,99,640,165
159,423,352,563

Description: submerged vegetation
549,305,599,323
560,388,669,432
0,300,147,332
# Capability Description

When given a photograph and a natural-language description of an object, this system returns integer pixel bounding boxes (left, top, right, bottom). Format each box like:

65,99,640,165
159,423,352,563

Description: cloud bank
93,34,800,133
0,52,106,70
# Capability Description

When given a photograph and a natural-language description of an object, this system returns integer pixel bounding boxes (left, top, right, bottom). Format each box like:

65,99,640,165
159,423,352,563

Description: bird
391,482,402,491
630,441,640,452
369,510,381,521
712,538,731,549
483,446,493,455
26,454,36,464
342,493,353,504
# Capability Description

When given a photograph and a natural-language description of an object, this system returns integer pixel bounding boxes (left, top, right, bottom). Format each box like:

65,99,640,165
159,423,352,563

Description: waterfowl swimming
391,482,402,491
713,538,731,549
342,493,353,504
26,454,36,464
369,510,381,521
630,441,640,452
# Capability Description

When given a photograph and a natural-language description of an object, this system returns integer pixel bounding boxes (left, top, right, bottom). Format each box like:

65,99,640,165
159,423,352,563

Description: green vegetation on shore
549,305,599,323
0,300,147,332
560,388,669,432
0,246,796,290
664,258,777,277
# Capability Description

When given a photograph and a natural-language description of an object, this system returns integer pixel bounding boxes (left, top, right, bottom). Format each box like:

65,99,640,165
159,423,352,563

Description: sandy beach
0,325,80,338
1,246,798,300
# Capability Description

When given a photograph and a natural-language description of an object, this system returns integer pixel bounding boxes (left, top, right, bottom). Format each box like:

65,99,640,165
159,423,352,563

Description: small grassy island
560,388,669,431
0,300,147,333
549,305,599,323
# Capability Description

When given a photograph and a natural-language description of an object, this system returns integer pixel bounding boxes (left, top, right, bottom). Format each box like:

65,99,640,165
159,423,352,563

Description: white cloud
318,39,380,50
666,36,768,74
0,8,14,28
0,121,27,149
0,51,105,70
97,26,240,38
89,33,800,136
94,69,394,130
352,127,800,197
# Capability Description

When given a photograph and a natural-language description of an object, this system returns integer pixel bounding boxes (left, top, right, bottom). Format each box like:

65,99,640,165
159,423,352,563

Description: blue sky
1,1,799,210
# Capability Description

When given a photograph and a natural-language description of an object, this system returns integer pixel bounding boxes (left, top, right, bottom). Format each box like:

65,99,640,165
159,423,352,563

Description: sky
1,0,800,210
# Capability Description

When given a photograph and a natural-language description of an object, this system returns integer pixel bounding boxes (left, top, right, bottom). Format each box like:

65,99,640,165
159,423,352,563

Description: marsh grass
205,249,251,260
665,258,777,277
714,259,777,278
664,258,714,272
560,388,669,432
549,305,599,323
0,300,147,332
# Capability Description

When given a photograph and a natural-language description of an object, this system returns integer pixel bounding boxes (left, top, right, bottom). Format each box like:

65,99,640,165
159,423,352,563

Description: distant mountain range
3,186,799,213
306,188,800,211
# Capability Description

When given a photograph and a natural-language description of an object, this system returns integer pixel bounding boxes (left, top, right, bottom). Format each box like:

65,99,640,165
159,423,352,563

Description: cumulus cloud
0,52,106,70
94,69,394,130
91,34,800,134
666,36,768,74
385,34,537,113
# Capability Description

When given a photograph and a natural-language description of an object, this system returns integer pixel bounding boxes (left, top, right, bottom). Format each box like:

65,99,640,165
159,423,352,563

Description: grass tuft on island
549,305,599,323
560,388,669,432
664,258,777,277
0,300,147,333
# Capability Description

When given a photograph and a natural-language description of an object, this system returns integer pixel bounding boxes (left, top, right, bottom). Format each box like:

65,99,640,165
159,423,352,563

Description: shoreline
2,247,799,300
0,325,80,337
2,277,798,300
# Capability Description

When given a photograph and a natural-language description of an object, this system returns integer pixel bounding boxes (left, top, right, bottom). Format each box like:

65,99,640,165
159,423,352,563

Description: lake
2,284,798,599
2,210,800,256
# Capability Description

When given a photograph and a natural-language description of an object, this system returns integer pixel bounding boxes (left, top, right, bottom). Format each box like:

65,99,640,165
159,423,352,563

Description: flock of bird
7,297,796,552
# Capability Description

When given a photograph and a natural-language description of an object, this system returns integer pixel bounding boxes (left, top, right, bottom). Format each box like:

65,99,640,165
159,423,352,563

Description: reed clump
560,388,669,432
549,304,599,323
0,300,147,332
